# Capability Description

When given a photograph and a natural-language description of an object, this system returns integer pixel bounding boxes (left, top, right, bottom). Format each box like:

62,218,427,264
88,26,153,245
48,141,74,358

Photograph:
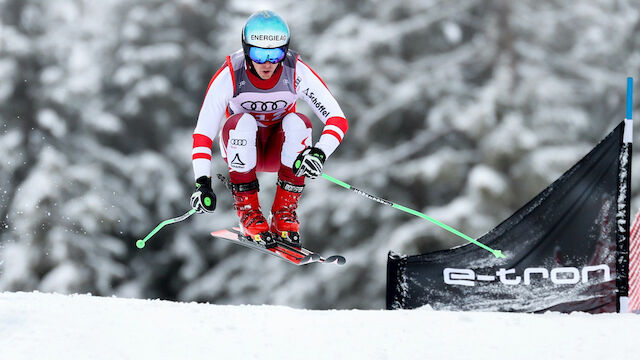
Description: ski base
211,228,346,266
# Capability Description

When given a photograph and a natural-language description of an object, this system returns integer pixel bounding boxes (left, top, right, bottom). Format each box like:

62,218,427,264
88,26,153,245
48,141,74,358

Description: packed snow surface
1,292,639,360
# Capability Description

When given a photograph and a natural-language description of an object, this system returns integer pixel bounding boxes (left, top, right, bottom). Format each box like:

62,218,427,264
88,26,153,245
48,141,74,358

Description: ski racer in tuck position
189,10,349,248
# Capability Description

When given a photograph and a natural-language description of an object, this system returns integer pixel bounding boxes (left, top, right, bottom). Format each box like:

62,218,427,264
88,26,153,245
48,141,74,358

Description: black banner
387,121,631,313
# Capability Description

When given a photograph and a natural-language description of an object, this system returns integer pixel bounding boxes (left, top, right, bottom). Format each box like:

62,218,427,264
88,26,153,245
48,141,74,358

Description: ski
211,228,346,266
273,236,347,265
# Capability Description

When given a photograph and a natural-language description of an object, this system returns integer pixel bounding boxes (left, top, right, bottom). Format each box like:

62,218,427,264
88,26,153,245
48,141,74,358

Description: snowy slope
1,292,639,360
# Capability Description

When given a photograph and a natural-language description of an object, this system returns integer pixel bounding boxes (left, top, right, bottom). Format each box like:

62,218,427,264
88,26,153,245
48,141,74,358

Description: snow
0,59,16,102
0,291,639,360
441,21,462,44
37,109,67,138
0,245,36,289
468,164,507,198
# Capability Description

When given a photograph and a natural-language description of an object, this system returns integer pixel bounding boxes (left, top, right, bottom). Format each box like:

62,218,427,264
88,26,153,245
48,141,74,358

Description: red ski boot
231,181,274,248
270,180,304,247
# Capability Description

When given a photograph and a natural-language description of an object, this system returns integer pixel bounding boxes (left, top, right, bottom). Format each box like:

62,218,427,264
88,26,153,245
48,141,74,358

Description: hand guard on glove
190,176,217,213
293,147,326,179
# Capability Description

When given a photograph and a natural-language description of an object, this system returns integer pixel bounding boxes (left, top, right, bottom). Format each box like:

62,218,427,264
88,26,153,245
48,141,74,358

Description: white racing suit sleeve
192,64,234,181
295,57,349,158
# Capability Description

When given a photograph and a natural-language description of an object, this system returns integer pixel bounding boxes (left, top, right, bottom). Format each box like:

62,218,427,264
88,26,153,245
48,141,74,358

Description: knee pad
281,113,313,168
223,113,258,173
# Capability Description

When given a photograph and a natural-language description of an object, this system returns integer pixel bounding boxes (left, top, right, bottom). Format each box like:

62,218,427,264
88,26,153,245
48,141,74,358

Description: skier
189,10,349,247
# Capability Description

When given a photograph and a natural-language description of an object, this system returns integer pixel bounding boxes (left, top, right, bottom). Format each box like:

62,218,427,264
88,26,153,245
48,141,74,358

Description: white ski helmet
242,10,290,64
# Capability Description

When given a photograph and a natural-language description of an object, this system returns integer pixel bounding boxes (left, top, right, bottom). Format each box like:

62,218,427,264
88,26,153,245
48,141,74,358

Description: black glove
190,176,216,213
293,147,326,179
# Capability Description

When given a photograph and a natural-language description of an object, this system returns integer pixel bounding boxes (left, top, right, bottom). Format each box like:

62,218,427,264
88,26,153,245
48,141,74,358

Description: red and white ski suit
192,49,349,186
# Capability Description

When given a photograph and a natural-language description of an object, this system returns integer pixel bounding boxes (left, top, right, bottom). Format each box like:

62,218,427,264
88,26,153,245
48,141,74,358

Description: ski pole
321,173,505,259
136,209,197,249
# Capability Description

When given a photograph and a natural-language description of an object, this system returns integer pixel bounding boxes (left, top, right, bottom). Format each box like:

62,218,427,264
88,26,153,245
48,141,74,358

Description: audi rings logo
230,139,247,146
241,100,288,111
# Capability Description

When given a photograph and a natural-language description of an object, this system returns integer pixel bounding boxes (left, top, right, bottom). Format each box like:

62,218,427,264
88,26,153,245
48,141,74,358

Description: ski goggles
248,46,287,64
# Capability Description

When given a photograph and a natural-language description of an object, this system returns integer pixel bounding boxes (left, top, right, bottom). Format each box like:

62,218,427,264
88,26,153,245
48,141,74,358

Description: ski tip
136,240,145,249
299,254,321,265
325,255,346,265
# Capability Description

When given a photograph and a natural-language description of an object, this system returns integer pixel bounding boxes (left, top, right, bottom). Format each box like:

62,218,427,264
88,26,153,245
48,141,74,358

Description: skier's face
252,61,278,80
